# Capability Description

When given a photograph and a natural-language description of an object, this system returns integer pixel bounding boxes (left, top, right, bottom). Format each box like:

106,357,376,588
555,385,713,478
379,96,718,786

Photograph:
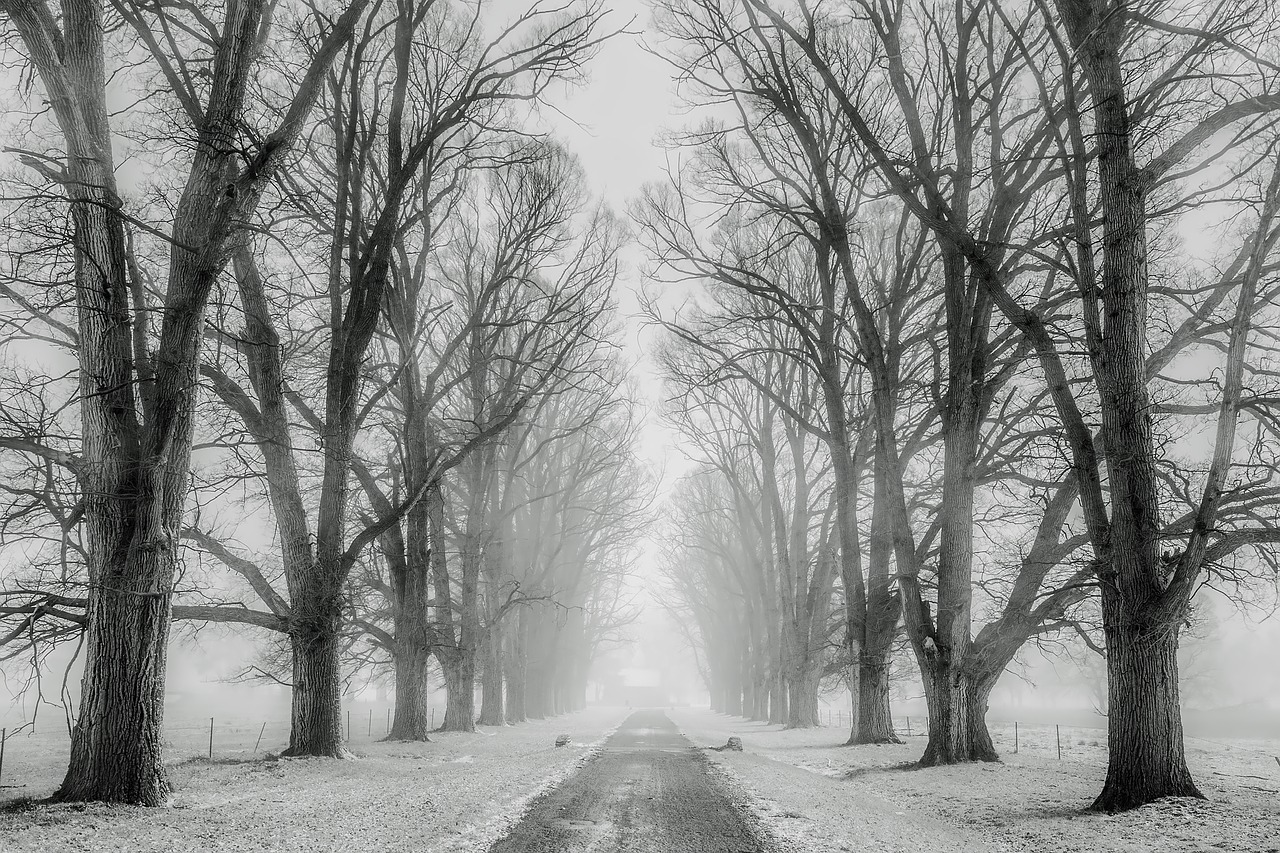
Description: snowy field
2,704,1275,852
0,705,629,853
671,707,1280,853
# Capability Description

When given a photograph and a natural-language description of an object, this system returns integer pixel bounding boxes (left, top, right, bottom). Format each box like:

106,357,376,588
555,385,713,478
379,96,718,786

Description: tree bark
724,652,744,716
769,663,788,725
388,640,432,741
283,616,345,756
918,665,998,766
524,611,556,718
853,657,898,744
1092,600,1201,809
527,661,553,718
478,529,507,725
56,576,172,804
449,436,489,728
478,618,506,725
752,668,770,721
439,650,476,732
786,664,821,728
506,610,528,723
850,452,901,744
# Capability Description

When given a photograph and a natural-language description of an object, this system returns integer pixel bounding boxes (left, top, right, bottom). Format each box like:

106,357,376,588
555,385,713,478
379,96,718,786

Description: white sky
542,1,677,211
540,1,696,484
537,1,701,624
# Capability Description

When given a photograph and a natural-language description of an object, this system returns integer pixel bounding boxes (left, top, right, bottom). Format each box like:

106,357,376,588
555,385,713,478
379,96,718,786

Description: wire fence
4,706,1276,791
815,709,1096,758
161,704,451,759
807,709,1280,771
0,703,449,789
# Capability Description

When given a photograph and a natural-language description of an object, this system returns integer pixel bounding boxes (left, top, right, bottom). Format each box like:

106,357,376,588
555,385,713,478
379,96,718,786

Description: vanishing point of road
488,709,769,853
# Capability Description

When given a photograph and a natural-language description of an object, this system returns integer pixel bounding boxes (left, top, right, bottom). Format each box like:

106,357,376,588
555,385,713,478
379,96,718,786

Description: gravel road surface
488,709,769,852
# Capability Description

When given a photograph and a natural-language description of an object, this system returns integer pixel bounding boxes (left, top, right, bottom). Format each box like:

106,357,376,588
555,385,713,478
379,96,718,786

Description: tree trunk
439,651,476,732
450,448,487,729
918,664,997,766
852,655,899,744
478,619,506,725
851,454,902,744
912,291,987,764
769,670,788,725
749,652,769,721
554,676,571,715
386,486,435,741
524,606,556,718
725,663,744,716
739,646,755,718
477,511,507,726
55,576,172,804
506,612,528,723
425,481,473,732
709,671,724,713
786,665,821,728
388,640,432,741
42,12,184,807
283,617,345,757
569,610,590,713
526,656,553,718
507,670,527,722
1092,609,1201,810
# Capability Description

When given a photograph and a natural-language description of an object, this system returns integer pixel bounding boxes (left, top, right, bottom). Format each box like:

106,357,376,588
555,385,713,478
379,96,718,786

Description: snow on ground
671,706,1280,853
0,706,629,853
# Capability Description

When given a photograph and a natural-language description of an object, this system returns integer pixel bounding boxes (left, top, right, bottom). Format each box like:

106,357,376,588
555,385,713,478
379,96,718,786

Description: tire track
488,710,770,853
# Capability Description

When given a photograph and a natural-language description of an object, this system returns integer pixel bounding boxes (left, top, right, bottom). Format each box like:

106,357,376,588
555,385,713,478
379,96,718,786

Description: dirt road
488,709,769,853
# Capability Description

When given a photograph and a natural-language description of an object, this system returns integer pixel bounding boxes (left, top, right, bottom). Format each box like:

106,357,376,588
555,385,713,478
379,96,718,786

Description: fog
7,574,1276,746
0,0,1279,844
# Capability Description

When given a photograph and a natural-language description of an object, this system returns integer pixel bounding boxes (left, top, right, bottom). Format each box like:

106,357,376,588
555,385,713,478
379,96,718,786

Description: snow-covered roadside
430,712,624,853
671,706,1280,853
0,705,631,853
680,710,1011,853
698,738,1011,853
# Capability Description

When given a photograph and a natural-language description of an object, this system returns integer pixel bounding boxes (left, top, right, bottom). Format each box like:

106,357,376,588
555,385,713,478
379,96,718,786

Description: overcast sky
543,0,676,210
541,1,696,490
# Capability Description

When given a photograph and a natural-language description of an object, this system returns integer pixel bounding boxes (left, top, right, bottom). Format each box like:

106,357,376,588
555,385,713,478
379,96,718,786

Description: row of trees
0,0,644,806
648,0,1280,812
659,335,844,731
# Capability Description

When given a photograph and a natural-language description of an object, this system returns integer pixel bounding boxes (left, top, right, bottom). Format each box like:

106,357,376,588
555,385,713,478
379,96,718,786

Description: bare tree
187,4,611,752
502,392,649,719
749,0,1280,808
658,312,841,726
0,0,367,803
473,357,647,724
340,138,623,734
